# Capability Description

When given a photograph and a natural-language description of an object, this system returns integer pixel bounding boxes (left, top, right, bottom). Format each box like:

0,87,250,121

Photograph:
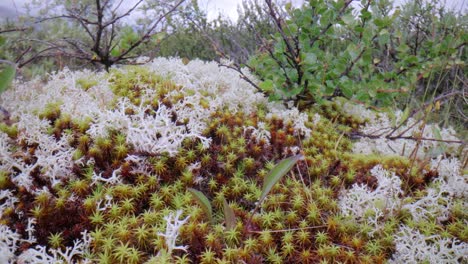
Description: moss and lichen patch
0,58,466,263
108,66,182,107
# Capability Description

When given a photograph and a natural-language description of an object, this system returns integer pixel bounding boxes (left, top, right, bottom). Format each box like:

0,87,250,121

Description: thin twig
249,225,327,233
350,131,465,145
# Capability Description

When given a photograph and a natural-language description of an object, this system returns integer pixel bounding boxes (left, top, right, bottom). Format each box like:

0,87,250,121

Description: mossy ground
0,62,466,263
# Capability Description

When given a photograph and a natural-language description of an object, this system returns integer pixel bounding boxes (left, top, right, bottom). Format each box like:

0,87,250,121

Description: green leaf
285,24,298,34
404,56,418,65
341,82,353,98
269,93,282,101
0,36,5,46
259,154,303,204
0,65,16,94
307,82,320,94
379,29,390,45
285,83,304,97
362,50,372,65
347,44,359,60
368,87,377,98
259,80,274,92
342,13,355,25
354,25,364,33
396,44,409,53
342,88,353,98
374,17,392,29
110,48,120,57
360,10,372,20
304,52,317,65
325,80,335,94
222,197,236,230
356,90,370,101
188,188,212,222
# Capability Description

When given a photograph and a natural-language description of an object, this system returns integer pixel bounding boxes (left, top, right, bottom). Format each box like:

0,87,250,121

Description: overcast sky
199,0,305,20
199,0,466,20
1,0,466,21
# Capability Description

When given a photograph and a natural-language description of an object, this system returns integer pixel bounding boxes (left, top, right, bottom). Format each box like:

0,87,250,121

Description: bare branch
102,0,144,27
14,46,32,64
218,63,263,93
383,90,465,137
265,0,297,59
17,47,64,68
114,0,186,62
92,0,105,57
184,11,266,95
65,12,96,41
0,59,16,68
309,0,353,47
349,131,465,145
0,27,29,34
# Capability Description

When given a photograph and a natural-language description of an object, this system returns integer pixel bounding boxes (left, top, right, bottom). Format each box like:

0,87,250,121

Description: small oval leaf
260,154,303,203
222,197,236,230
259,80,274,92
188,188,212,222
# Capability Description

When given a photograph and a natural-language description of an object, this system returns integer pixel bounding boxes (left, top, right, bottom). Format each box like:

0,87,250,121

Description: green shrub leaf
304,52,317,65
342,13,355,25
259,80,274,92
341,84,353,98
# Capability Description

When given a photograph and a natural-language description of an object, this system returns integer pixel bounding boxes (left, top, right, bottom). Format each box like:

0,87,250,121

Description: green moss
76,78,98,91
107,66,181,106
0,171,12,189
0,123,17,138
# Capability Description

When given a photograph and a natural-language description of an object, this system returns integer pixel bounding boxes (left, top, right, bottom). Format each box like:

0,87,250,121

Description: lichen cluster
0,58,466,263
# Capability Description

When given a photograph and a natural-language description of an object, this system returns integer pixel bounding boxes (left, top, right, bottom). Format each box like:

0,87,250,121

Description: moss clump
76,78,98,91
108,66,181,106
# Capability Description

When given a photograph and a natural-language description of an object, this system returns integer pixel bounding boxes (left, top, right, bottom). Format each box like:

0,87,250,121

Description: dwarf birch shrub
249,0,466,108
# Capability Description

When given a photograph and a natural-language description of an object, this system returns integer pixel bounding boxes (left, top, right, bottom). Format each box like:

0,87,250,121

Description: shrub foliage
249,0,466,108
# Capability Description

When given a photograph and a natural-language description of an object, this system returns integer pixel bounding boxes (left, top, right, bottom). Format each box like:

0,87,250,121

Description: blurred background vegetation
0,0,466,134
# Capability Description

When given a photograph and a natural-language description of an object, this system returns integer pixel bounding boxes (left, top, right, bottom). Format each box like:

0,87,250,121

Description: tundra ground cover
0,58,466,263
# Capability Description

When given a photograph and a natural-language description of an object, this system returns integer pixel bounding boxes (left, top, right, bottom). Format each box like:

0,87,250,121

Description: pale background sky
0,0,466,21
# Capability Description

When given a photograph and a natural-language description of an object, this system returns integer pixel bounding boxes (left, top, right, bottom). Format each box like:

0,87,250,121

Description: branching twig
309,0,353,47
114,0,186,63
349,131,465,145
10,0,185,70
384,90,464,137
185,10,265,95
0,27,29,34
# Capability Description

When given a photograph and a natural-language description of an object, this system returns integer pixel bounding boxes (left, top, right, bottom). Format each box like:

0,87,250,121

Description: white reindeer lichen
390,225,468,264
157,210,190,255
